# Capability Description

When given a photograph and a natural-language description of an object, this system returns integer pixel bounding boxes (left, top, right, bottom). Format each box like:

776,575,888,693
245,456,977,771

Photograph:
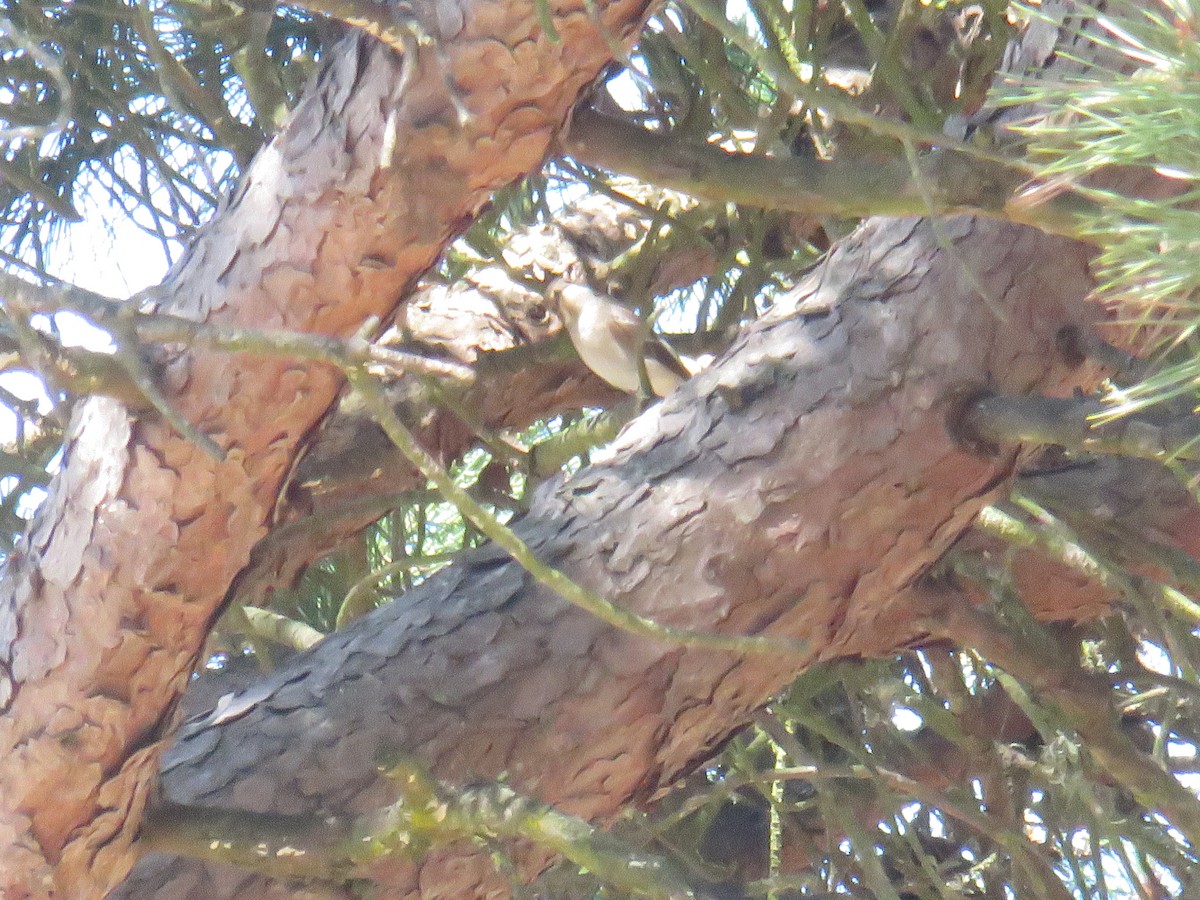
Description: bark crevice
120,215,1102,898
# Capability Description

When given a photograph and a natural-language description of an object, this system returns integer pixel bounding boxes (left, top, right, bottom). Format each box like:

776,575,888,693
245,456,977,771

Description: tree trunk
0,0,653,892
118,214,1103,898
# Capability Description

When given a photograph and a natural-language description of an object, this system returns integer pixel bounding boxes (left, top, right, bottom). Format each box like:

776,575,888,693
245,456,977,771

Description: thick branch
565,108,1074,228
120,214,1102,898
960,392,1200,462
0,0,656,892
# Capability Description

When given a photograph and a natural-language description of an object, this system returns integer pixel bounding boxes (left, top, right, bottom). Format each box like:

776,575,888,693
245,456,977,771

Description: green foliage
0,0,332,270
1004,0,1200,416
5,0,1200,897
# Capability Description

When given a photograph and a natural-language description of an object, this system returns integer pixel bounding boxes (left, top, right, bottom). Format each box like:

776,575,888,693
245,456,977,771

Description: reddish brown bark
116,214,1112,898
233,234,628,613
0,0,655,892
230,188,712,625
8,0,1196,896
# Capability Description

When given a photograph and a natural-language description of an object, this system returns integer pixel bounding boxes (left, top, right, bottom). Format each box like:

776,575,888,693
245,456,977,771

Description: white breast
569,305,682,396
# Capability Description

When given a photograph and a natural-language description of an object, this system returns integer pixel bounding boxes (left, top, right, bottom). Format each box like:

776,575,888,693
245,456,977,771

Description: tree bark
0,0,653,892
233,276,621,614
118,213,1103,898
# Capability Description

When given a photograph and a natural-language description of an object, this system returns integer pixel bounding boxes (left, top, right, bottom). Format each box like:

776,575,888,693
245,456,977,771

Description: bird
546,279,692,398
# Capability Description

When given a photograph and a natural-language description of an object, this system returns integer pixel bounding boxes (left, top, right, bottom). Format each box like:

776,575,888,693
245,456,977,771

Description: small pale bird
547,280,692,398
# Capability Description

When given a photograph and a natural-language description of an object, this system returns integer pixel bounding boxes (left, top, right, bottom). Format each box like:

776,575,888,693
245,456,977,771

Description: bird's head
545,278,589,329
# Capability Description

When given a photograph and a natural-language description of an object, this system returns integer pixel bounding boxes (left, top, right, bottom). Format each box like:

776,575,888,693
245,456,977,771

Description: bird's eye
528,301,549,323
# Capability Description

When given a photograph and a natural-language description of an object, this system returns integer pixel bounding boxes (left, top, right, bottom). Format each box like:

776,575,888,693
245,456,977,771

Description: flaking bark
119,214,1101,898
0,0,654,892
